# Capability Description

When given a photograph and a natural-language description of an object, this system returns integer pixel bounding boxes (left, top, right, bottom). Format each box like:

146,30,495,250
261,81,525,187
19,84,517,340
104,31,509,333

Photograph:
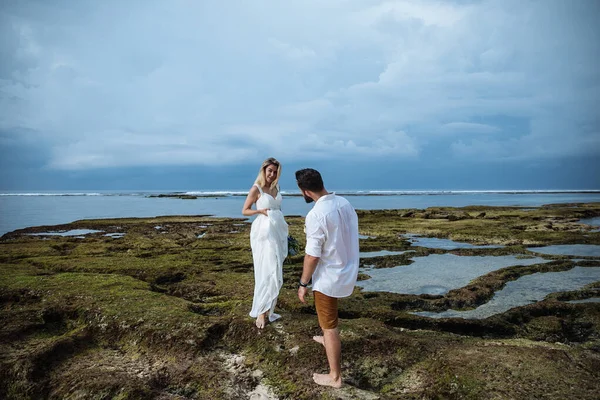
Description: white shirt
305,194,359,298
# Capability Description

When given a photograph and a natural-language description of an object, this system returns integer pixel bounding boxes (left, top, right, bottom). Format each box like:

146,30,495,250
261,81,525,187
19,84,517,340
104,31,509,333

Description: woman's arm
242,186,269,217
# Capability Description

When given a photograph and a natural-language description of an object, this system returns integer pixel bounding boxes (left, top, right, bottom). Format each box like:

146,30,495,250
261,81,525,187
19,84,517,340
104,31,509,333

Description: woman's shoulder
249,185,263,197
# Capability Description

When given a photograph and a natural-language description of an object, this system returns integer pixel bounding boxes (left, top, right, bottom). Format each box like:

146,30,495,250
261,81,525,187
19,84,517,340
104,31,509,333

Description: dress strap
254,184,264,195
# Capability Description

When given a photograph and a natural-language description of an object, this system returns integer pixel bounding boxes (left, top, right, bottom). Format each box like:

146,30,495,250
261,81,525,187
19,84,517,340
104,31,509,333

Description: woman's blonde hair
255,157,281,190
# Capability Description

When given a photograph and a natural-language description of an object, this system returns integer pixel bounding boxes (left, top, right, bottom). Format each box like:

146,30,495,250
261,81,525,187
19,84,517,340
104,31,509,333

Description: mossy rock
2,204,600,399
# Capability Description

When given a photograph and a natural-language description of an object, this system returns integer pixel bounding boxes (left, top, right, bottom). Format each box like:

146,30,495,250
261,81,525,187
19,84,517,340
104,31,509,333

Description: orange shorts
314,291,339,330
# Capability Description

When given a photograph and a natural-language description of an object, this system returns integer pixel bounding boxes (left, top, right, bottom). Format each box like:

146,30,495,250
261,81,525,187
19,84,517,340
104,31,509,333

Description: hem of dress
248,311,281,322
249,297,280,319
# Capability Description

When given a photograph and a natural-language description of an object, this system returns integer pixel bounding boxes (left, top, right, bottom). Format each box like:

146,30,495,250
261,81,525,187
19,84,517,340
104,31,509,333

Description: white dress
249,184,288,322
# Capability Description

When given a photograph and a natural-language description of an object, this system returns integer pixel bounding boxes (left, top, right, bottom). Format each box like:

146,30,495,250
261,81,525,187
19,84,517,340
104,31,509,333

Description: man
295,168,360,388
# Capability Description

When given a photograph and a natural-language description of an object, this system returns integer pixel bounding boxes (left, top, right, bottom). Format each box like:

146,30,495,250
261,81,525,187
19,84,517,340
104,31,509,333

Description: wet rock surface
1,204,600,399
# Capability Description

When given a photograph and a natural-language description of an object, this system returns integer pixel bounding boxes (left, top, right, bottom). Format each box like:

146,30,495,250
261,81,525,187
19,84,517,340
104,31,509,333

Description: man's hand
298,254,318,304
298,286,308,304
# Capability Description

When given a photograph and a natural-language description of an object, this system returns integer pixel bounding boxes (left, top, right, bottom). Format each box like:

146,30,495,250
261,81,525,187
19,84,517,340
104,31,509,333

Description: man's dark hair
295,168,324,192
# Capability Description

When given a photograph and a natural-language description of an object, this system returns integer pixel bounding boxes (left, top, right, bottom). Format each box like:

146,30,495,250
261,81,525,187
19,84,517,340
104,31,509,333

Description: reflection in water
414,267,600,319
27,229,103,236
527,245,600,257
403,234,504,250
357,254,550,295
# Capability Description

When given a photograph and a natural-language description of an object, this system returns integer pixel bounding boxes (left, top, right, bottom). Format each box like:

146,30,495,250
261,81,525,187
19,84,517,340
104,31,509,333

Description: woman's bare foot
255,313,267,329
313,373,342,388
312,335,324,346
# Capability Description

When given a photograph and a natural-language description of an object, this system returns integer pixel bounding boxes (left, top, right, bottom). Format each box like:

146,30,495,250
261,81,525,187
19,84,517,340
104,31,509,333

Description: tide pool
415,267,600,319
358,254,550,295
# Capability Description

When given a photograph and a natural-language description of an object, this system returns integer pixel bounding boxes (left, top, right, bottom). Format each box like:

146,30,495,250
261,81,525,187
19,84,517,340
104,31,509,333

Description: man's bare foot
255,313,266,329
313,373,342,388
312,335,324,346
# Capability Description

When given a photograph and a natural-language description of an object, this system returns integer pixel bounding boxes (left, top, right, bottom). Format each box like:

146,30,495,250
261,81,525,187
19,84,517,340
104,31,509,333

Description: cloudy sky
1,0,599,190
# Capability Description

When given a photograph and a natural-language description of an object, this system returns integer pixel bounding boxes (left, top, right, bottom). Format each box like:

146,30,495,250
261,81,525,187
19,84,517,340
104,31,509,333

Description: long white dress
249,184,288,322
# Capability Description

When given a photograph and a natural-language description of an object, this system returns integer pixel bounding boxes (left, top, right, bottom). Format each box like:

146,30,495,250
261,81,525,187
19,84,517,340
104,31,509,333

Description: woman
242,157,288,329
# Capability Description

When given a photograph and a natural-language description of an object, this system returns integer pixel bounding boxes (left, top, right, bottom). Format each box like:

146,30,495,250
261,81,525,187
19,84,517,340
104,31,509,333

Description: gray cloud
0,0,598,171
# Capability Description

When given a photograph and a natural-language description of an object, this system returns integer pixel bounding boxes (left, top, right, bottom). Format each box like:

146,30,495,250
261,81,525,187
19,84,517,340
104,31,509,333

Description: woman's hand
258,208,270,216
242,186,260,217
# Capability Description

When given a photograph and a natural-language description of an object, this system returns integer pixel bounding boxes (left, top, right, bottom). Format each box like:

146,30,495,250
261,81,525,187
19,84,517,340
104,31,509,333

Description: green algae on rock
1,204,600,399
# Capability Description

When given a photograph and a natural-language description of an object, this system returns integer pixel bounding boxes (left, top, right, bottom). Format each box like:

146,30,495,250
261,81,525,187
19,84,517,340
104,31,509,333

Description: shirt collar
316,193,335,203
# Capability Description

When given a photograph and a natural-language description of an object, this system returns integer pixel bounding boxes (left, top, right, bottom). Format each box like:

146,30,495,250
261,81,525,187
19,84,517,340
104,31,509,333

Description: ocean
1,190,599,236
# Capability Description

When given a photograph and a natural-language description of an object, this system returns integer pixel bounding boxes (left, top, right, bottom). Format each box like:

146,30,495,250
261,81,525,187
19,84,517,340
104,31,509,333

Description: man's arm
299,213,325,303
298,254,319,303
300,254,319,285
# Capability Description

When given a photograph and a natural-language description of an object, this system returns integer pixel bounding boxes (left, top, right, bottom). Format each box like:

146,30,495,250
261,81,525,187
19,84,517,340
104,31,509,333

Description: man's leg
313,291,342,388
313,327,342,387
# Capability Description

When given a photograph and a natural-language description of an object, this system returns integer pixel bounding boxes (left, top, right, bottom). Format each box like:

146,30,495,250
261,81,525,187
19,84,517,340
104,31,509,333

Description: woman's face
264,164,278,184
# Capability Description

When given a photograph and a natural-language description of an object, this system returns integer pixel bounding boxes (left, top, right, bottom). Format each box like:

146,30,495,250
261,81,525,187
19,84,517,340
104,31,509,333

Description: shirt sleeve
305,213,325,258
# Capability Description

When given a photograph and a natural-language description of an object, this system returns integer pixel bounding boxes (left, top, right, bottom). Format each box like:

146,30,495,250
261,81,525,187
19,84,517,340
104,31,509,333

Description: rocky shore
1,203,599,399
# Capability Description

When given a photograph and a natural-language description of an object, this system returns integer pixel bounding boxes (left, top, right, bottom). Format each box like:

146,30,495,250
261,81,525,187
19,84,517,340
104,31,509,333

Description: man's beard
303,194,314,203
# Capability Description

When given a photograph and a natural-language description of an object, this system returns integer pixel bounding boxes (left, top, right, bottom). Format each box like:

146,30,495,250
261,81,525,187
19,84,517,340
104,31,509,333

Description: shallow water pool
104,233,125,238
579,217,600,229
358,254,550,295
527,245,600,257
27,229,104,236
414,267,600,319
358,234,375,239
568,297,600,304
360,250,412,258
